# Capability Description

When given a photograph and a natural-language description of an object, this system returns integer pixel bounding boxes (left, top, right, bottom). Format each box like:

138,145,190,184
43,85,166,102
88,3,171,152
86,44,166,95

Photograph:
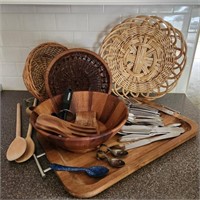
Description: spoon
6,103,27,161
99,144,128,157
16,98,37,163
96,150,125,168
50,163,109,178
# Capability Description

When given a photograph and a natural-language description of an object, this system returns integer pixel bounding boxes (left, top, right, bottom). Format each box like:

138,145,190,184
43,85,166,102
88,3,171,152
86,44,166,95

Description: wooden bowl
30,91,128,153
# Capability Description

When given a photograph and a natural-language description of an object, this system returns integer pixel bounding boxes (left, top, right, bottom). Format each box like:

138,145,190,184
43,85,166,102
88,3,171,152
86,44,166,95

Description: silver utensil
124,131,182,150
121,125,183,134
119,128,185,142
96,150,125,168
99,144,128,157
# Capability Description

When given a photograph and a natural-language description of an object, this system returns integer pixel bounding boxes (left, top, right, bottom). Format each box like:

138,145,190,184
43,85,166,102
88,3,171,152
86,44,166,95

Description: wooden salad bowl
30,91,128,153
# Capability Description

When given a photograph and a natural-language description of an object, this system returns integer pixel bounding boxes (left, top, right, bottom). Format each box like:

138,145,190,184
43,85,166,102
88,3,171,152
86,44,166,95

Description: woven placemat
45,48,112,98
99,15,187,100
23,42,68,101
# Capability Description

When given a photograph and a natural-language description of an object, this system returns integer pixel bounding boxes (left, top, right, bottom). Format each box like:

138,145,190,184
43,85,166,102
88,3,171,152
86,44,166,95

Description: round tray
99,15,187,100
45,48,112,98
23,42,68,101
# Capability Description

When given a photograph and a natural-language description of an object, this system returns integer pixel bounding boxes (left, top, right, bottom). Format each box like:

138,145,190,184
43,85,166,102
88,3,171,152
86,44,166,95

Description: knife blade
119,128,185,142
124,131,182,150
121,126,184,134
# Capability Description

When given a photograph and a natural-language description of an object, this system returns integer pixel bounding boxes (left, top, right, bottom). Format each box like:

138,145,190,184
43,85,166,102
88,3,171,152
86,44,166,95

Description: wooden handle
16,103,21,137
33,98,37,107
75,111,97,127
26,123,33,137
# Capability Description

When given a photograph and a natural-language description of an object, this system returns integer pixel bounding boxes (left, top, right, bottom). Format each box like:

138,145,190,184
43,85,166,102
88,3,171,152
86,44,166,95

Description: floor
186,36,200,110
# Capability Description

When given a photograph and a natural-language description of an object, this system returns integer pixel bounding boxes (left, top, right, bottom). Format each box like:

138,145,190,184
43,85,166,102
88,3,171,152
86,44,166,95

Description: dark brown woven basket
23,42,68,101
45,48,112,98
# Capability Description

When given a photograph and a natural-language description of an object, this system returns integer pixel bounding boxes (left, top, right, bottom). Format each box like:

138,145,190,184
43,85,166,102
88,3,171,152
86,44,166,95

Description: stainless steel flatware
119,127,185,142
121,126,184,134
96,150,125,168
124,131,182,150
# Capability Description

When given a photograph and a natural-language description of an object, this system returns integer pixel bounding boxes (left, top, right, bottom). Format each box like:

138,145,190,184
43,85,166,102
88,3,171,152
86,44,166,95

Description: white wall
0,4,199,92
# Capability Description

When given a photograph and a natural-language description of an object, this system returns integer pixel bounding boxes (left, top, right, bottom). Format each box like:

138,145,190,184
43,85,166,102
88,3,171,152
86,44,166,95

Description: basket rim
99,15,187,100
44,48,112,98
23,42,68,101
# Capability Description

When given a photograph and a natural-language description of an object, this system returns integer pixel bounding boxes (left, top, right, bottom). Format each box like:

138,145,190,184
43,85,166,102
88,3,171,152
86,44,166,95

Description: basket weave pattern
100,15,187,100
45,48,112,98
23,42,68,101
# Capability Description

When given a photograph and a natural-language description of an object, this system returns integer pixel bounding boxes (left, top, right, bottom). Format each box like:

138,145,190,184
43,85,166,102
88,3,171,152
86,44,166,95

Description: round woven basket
23,42,68,101
45,48,112,98
99,15,187,100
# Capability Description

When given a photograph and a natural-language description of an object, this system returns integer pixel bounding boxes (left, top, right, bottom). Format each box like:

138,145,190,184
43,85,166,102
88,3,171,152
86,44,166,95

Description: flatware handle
50,163,85,172
16,103,21,137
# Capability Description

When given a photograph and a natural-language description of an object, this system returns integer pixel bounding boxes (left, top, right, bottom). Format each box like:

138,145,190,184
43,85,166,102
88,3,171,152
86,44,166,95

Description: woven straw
45,48,112,98
99,15,187,100
23,42,68,101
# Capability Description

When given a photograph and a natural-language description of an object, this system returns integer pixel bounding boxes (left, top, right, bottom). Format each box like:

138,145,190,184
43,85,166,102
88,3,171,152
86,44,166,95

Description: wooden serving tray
37,102,198,198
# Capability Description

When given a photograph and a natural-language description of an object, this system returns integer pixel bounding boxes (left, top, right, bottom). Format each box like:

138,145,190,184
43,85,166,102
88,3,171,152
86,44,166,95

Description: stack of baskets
23,44,112,102
23,15,187,101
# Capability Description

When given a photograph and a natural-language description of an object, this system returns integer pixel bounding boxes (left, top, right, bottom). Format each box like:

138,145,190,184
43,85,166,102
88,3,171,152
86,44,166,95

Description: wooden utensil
35,114,98,137
16,98,37,163
75,111,99,133
6,103,27,161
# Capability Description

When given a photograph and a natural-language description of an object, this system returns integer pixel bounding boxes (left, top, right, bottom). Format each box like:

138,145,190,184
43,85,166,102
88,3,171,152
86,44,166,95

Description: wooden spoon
6,103,27,161
16,98,37,163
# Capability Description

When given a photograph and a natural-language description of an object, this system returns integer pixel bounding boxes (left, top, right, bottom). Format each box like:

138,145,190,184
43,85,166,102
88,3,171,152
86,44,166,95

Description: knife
124,131,182,150
121,126,184,134
119,128,185,142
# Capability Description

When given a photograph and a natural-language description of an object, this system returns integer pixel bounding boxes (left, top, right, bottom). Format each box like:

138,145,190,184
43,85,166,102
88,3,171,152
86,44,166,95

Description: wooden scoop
6,103,27,161
16,98,37,163
35,114,98,137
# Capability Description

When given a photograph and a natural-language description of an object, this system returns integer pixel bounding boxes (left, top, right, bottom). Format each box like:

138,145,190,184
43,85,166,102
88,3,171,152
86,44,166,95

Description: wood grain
30,91,128,153
37,103,198,198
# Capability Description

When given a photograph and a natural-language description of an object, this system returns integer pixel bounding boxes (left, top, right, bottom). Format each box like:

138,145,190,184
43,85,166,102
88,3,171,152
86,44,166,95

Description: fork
35,114,98,137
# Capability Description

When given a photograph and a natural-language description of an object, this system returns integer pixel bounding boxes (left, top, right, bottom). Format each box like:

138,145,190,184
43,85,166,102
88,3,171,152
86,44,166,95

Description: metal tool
120,126,185,135
96,150,125,168
119,127,185,142
124,131,182,150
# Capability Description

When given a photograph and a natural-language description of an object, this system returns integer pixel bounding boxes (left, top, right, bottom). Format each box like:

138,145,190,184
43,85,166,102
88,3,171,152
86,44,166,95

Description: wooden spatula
75,111,97,126
35,114,98,137
75,111,99,134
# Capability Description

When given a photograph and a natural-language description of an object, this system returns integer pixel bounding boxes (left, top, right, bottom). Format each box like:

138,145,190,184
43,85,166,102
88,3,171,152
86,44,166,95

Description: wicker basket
99,15,187,100
45,48,112,98
23,42,68,101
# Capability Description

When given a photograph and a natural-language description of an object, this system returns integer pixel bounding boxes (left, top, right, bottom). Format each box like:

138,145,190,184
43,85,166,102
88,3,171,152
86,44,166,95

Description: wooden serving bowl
30,91,128,153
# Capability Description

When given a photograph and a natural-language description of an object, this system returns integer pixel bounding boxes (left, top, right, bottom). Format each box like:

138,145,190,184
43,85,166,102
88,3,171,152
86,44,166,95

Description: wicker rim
23,42,68,101
99,15,187,100
45,48,112,99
